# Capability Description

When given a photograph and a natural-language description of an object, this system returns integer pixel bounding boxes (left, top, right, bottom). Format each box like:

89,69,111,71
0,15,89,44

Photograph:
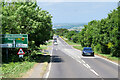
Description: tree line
1,1,53,62
55,7,120,57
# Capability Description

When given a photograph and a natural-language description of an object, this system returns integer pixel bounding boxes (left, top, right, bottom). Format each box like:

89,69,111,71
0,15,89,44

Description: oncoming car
53,38,57,43
54,42,58,45
82,47,94,56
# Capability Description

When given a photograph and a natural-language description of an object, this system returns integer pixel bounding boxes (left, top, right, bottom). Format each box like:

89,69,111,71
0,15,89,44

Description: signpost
0,34,28,48
0,34,28,61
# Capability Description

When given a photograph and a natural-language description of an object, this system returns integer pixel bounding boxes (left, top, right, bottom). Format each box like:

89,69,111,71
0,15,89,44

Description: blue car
82,47,94,56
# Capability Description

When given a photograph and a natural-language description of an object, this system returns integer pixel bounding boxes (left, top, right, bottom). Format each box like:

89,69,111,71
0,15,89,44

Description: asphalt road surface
47,37,119,80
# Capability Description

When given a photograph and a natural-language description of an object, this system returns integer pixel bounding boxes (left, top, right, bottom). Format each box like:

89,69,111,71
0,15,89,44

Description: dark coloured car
53,38,57,43
57,35,59,38
82,47,94,56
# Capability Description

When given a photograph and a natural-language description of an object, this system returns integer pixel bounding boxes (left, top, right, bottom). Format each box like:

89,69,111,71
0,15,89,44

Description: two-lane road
47,37,119,80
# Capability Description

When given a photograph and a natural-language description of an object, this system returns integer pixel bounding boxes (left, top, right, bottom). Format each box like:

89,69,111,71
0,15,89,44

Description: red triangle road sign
17,48,25,55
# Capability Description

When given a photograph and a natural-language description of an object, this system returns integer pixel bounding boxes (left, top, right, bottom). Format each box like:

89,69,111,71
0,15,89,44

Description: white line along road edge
60,37,119,66
44,45,53,78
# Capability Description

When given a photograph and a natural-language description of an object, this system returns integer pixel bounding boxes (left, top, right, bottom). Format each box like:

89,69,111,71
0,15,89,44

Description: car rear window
84,48,92,51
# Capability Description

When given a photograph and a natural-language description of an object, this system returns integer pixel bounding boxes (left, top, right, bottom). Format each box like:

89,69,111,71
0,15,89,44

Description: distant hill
52,23,87,29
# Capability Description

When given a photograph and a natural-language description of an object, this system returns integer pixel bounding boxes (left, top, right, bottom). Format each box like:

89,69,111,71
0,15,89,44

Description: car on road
82,47,94,56
53,37,57,43
54,42,58,45
57,35,59,38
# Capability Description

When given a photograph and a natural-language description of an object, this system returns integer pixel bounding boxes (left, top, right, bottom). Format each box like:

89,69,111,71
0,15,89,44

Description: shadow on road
51,55,64,63
29,54,50,63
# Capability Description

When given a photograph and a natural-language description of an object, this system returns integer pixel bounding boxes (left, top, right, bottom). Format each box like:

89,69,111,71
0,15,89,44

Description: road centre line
90,69,99,76
60,37,103,78
61,36,119,66
64,49,100,77
86,64,91,68
77,60,81,63
83,64,89,68
82,60,86,63
77,56,81,59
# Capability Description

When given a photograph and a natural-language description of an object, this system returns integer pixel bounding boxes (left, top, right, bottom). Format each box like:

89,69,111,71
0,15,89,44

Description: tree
1,1,53,46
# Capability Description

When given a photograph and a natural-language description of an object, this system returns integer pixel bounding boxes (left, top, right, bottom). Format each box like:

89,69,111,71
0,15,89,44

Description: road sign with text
0,34,28,48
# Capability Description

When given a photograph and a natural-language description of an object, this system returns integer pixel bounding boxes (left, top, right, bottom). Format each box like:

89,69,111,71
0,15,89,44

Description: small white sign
19,55,23,58
16,44,27,47
0,44,12,47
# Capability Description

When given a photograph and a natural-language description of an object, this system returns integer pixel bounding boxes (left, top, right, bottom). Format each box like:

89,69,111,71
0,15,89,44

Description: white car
54,42,58,45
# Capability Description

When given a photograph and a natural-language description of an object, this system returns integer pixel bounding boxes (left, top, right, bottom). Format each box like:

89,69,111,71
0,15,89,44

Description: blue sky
37,2,118,24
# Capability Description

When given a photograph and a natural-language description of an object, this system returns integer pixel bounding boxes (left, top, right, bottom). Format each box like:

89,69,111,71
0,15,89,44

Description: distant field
53,23,86,29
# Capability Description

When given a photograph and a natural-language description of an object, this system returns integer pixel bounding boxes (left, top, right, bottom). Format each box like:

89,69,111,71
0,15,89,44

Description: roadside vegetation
55,6,120,62
2,41,52,78
1,0,53,78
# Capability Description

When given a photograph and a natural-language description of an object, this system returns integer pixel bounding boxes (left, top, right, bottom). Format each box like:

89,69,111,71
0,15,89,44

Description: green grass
61,36,80,46
47,41,52,46
40,45,48,50
36,52,44,55
39,41,52,50
2,61,35,78
73,46,83,51
73,45,119,63
0,67,2,79
2,40,52,78
61,36,120,63
65,40,80,46
95,52,120,62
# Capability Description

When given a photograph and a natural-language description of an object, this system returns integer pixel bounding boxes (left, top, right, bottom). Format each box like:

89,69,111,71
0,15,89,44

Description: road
47,37,119,80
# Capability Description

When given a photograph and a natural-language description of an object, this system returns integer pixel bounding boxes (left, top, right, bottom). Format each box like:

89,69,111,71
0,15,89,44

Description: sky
37,2,118,24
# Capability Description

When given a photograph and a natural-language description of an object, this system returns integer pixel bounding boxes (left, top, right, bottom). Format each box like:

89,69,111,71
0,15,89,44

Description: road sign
0,34,28,48
17,48,25,55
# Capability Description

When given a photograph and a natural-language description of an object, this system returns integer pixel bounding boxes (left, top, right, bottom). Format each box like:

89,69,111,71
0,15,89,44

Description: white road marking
74,55,78,59
83,64,89,68
60,38,102,78
86,64,91,68
44,46,53,78
61,37,119,66
77,60,81,63
77,56,81,59
82,60,86,63
96,55,119,66
90,69,99,76
82,56,95,58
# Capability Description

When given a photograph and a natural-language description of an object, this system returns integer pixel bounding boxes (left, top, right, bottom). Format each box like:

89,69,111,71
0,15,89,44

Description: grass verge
61,36,119,64
2,61,35,78
73,46,83,51
95,52,120,63
61,36,80,46
2,40,52,78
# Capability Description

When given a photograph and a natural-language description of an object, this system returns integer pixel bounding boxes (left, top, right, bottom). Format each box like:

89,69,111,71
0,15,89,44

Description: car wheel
92,53,94,56
82,53,84,56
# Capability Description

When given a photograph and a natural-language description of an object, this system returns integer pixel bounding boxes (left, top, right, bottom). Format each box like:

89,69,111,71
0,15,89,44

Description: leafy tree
78,8,120,57
1,1,53,46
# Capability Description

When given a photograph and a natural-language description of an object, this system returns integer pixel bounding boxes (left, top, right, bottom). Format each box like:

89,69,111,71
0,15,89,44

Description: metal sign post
6,48,8,62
